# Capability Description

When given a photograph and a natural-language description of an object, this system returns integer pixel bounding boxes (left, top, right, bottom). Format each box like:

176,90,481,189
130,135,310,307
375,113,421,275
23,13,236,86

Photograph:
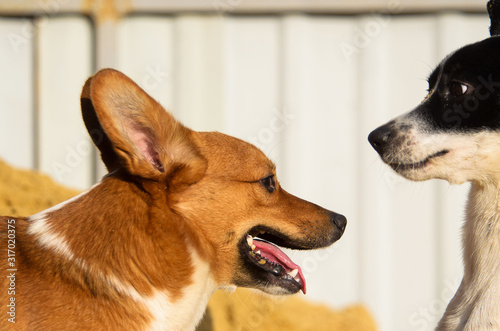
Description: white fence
0,2,491,330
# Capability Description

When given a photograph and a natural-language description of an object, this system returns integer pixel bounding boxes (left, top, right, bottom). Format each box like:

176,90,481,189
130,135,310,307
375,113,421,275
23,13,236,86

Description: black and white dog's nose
368,125,393,155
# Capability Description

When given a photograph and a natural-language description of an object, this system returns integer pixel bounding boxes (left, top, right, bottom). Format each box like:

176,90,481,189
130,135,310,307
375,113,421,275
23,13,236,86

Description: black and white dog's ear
488,0,500,36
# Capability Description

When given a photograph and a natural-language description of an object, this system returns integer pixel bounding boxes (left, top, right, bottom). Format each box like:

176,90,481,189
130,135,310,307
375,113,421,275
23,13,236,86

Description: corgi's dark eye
450,81,469,96
260,175,276,193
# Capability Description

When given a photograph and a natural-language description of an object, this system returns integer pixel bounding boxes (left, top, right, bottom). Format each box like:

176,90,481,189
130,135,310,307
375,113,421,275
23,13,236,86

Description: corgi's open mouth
239,226,308,294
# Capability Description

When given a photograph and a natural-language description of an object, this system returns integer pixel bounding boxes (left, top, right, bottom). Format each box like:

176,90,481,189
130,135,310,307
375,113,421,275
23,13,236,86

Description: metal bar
32,16,40,171
130,0,488,14
0,0,87,16
0,0,489,16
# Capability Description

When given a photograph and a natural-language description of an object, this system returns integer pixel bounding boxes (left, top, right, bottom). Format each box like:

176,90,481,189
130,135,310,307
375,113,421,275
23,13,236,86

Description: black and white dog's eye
450,81,469,96
260,175,276,193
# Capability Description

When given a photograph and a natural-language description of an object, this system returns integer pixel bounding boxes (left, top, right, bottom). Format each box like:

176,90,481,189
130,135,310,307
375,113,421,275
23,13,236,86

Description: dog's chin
234,226,318,295
386,150,450,182
395,167,448,183
389,163,436,182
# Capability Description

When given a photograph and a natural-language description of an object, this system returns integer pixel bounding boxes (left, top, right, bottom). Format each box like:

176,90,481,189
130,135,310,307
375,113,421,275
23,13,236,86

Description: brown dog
1,69,346,330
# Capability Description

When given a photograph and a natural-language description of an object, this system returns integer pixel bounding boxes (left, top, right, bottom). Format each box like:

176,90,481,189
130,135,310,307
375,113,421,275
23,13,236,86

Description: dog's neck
25,174,217,330
438,181,500,329
463,181,500,284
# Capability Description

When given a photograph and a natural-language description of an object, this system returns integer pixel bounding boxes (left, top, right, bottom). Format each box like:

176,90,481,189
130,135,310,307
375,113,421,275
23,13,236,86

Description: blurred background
0,0,491,330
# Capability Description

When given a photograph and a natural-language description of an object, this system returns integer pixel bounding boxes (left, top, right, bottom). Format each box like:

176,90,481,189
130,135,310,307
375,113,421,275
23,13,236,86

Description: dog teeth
288,269,298,278
247,235,255,251
271,266,282,276
258,259,266,265
247,236,256,250
255,250,261,255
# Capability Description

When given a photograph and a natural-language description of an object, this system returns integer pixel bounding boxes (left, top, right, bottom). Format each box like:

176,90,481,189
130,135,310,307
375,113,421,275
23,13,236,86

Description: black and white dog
369,1,500,330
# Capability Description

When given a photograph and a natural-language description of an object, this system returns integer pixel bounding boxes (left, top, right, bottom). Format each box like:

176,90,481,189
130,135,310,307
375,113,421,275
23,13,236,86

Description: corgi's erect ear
488,0,500,36
80,69,207,187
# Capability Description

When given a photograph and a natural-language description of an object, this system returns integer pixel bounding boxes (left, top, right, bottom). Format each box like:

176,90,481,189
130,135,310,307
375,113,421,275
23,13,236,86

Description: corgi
369,1,500,329
1,68,346,330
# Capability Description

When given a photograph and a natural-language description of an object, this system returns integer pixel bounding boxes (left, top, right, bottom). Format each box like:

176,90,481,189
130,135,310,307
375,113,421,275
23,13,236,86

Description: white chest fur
438,183,500,330
143,247,217,331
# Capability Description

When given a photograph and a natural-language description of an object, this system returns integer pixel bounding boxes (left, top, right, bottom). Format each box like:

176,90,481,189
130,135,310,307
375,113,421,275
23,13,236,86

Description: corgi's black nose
368,126,392,155
331,212,347,234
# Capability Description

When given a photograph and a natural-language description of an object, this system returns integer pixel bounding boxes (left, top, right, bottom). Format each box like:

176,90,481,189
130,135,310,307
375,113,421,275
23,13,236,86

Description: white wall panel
174,15,225,132
281,14,360,308
0,18,34,169
223,16,282,161
37,16,93,190
357,15,397,330
117,16,174,111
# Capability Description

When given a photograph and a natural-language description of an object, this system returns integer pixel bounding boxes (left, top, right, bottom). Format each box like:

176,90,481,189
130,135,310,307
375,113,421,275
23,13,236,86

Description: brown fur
0,69,344,330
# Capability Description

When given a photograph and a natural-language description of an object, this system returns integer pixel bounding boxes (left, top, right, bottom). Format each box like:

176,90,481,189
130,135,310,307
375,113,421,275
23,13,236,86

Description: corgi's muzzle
236,211,346,295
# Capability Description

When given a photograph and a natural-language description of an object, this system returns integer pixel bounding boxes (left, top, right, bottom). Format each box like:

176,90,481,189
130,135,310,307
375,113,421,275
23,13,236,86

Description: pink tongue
252,239,307,294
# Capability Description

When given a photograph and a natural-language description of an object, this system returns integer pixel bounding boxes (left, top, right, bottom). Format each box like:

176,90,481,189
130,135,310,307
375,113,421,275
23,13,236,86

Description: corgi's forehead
194,131,275,180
